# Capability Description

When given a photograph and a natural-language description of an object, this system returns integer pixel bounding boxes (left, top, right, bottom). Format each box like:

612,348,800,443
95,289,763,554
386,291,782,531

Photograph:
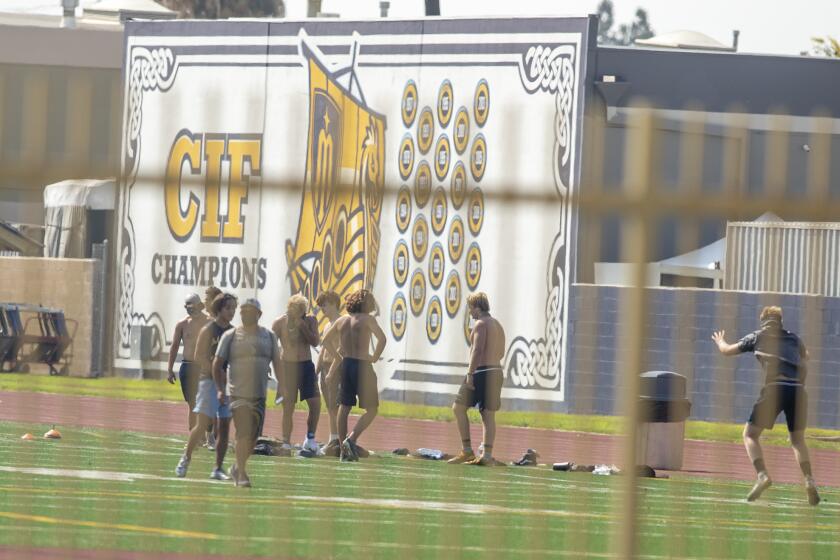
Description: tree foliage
811,36,840,58
596,0,655,46
155,0,285,19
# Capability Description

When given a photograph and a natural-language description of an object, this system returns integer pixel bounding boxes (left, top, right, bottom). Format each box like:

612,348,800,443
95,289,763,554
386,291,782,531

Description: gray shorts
193,378,232,419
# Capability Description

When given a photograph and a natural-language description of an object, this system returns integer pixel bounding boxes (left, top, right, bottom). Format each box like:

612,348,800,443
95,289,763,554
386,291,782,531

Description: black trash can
636,371,691,470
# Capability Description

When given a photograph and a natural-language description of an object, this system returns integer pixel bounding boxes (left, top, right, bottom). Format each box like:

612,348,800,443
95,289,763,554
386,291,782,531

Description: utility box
129,325,155,361
636,371,692,470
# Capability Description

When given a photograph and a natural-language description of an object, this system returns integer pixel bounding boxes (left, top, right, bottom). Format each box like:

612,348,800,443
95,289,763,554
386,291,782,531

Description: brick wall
567,284,840,428
0,257,98,376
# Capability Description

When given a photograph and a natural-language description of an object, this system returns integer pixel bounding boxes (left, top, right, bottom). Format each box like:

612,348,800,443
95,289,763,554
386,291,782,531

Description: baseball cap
184,293,202,306
241,298,262,313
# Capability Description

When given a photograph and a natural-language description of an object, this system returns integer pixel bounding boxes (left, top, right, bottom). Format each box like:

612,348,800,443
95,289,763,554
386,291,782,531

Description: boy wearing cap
167,293,211,433
713,305,820,505
176,292,237,480
449,292,506,466
273,294,321,453
214,298,284,487
321,289,386,462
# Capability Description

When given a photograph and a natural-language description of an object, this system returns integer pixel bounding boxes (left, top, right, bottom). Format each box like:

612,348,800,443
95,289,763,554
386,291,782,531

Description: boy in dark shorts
272,293,321,453
449,292,506,466
167,293,211,435
322,290,386,462
175,292,236,480
713,305,820,505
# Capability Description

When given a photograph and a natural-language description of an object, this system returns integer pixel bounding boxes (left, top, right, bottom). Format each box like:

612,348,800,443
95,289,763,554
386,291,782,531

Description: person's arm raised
711,330,742,356
301,314,320,347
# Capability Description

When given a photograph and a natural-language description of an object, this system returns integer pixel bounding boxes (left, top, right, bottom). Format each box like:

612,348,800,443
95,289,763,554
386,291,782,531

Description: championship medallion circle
453,107,470,154
467,188,485,235
390,293,408,341
437,80,454,127
414,161,432,207
417,107,435,154
398,134,415,180
469,134,487,182
474,79,490,127
426,296,443,343
431,187,448,235
450,162,467,210
395,186,412,233
393,240,410,287
410,269,427,316
463,309,472,345
428,243,445,289
434,135,451,181
411,215,429,260
448,216,465,263
465,242,482,290
445,270,461,318
401,81,418,127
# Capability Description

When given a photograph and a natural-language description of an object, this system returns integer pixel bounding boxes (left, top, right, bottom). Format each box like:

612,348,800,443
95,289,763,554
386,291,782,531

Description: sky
283,0,840,56
1,0,837,56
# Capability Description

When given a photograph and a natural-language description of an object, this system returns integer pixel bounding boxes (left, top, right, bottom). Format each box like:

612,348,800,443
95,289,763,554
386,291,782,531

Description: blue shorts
193,378,232,419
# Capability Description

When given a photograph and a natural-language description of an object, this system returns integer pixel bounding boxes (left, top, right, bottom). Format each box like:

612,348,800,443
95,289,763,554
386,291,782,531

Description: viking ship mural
285,39,387,323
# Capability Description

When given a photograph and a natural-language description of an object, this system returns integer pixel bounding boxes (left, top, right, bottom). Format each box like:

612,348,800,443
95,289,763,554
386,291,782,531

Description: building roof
636,30,734,52
0,0,173,28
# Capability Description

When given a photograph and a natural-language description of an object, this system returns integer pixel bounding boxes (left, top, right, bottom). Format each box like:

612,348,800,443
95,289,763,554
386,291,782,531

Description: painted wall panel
114,18,595,409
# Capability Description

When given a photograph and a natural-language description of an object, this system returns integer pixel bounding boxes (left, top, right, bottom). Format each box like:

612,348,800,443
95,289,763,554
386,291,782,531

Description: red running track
1,390,839,487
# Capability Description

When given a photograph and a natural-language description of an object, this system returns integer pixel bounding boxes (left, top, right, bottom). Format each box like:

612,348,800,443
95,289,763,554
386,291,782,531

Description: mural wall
115,18,593,408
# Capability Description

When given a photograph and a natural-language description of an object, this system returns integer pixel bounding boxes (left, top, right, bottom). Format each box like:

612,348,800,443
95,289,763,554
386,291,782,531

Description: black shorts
338,358,379,409
178,361,199,406
749,383,807,432
230,396,264,443
455,367,503,412
283,360,319,402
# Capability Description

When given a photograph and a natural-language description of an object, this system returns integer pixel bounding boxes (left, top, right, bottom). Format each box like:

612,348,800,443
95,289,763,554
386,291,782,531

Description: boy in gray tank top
214,298,284,488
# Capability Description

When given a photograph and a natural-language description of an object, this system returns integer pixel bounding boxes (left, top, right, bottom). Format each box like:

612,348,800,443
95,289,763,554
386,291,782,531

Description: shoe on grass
746,473,772,502
805,477,821,506
353,442,370,458
346,438,364,459
205,431,216,451
302,437,320,454
322,439,341,457
340,439,358,462
512,449,539,466
447,451,476,464
466,455,504,466
235,472,251,488
175,455,190,477
210,468,231,481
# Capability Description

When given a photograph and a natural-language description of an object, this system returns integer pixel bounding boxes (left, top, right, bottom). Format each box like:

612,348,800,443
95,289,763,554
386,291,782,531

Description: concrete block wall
0,256,97,376
566,284,840,428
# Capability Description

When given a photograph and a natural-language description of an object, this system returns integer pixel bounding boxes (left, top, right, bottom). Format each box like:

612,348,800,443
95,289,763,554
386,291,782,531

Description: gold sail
285,43,386,324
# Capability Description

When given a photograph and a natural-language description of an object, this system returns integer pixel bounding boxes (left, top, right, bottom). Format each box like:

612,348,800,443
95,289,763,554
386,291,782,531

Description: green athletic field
0,420,837,559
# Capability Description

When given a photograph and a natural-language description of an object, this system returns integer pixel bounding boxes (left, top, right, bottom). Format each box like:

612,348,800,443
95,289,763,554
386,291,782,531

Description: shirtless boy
448,292,506,466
